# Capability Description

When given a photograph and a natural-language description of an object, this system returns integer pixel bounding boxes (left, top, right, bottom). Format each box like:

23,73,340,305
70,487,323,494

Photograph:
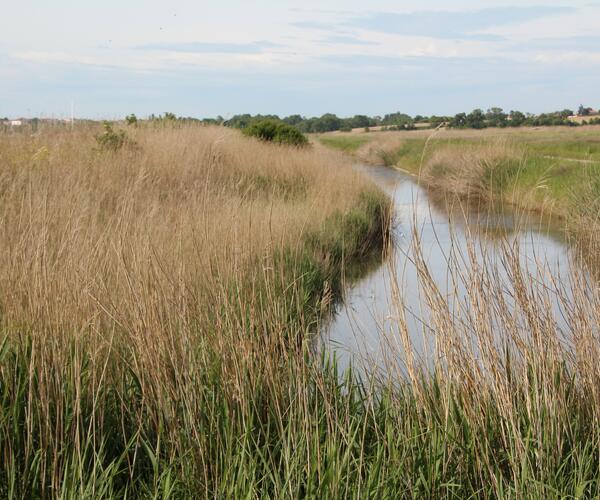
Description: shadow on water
321,164,578,378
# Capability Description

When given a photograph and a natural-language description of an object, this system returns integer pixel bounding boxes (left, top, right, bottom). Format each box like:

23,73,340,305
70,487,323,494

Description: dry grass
3,122,600,497
0,125,372,331
0,123,388,497
354,134,406,165
420,139,525,201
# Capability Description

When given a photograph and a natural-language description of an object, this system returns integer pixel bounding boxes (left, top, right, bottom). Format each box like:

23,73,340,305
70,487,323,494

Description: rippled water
323,165,575,376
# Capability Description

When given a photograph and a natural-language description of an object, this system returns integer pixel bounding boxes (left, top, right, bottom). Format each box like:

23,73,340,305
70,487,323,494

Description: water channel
324,165,579,377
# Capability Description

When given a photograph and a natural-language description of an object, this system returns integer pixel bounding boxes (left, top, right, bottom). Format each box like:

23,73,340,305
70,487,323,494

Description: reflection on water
322,165,576,377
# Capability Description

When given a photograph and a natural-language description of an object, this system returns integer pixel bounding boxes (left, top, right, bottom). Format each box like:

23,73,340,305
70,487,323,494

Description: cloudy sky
1,1,599,119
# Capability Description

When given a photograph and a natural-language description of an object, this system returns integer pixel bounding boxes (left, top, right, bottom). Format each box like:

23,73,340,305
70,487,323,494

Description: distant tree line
132,106,600,133
447,108,584,129
220,112,418,132
210,108,600,132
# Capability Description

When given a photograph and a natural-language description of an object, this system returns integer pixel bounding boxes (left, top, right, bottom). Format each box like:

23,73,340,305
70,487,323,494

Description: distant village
0,117,74,128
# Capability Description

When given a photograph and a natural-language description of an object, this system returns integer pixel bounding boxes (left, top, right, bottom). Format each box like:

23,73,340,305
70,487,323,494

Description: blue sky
1,1,599,119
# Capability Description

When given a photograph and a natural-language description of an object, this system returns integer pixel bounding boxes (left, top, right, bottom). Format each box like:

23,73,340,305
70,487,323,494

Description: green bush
125,114,138,126
95,122,128,152
242,120,308,147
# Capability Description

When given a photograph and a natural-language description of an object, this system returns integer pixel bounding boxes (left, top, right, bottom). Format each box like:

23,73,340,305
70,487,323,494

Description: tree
559,109,574,119
382,112,413,126
578,105,591,117
486,107,508,127
466,109,486,129
450,113,468,128
348,115,371,129
508,110,526,127
313,113,342,133
283,115,304,126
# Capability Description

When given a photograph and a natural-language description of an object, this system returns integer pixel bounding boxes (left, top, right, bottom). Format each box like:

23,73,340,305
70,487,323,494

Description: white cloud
533,51,600,64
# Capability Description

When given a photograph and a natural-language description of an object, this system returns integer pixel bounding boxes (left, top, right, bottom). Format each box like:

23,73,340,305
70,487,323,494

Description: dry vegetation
0,124,388,497
420,139,526,201
0,125,378,332
3,122,600,497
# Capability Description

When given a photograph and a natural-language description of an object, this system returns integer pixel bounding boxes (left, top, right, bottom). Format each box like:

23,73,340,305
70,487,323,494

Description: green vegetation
242,119,308,147
95,121,129,151
196,106,600,134
449,108,578,128
6,121,600,497
320,128,600,224
125,113,138,126
318,134,371,153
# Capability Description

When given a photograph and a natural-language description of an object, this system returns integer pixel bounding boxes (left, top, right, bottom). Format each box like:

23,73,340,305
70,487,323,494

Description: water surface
323,165,574,376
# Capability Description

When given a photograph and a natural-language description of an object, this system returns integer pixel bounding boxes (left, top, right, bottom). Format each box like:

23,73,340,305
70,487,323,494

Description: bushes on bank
242,120,309,147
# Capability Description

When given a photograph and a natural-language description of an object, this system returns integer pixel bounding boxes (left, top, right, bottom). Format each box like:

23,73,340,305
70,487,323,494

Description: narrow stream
323,165,575,376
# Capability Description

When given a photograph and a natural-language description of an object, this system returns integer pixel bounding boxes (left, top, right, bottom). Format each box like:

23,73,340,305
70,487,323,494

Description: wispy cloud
346,7,575,39
524,35,600,52
291,21,335,30
137,40,284,54
292,6,575,41
319,35,379,46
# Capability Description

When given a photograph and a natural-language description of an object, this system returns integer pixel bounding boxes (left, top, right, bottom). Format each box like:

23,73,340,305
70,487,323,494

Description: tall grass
0,123,388,497
420,140,525,201
2,123,600,497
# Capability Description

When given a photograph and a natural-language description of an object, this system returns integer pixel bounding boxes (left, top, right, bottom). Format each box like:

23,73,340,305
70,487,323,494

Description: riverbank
317,127,600,222
4,122,600,497
0,123,389,497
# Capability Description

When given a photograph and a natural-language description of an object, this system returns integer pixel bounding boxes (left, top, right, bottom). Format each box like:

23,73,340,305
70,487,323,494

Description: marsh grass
322,128,600,226
2,123,600,497
0,123,389,497
316,135,371,154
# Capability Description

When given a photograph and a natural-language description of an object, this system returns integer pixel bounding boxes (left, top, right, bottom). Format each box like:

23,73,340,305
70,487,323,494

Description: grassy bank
317,134,371,153
4,123,600,497
318,127,600,225
0,123,389,497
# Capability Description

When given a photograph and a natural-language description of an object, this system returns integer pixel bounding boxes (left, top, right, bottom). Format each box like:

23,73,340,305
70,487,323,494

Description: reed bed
0,123,387,497
2,123,600,497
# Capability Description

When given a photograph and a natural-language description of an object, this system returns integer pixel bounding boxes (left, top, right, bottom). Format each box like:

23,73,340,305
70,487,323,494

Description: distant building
9,120,23,126
578,106,599,117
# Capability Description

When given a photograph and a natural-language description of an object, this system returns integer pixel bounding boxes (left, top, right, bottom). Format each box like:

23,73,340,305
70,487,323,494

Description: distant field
317,134,371,152
568,114,600,124
318,126,600,221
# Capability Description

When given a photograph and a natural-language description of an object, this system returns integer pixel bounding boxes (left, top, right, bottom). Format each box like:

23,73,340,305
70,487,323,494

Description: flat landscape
3,1,600,497
319,126,600,224
2,120,600,497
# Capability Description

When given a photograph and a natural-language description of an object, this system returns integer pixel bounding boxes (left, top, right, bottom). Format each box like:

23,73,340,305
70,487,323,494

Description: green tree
450,113,468,128
242,120,308,147
508,110,526,127
466,109,486,129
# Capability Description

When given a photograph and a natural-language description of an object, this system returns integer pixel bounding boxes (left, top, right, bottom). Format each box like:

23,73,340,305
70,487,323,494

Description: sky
1,1,599,119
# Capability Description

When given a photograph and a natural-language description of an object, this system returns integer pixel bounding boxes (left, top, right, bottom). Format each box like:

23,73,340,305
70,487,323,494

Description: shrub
125,114,138,126
242,120,308,147
95,122,128,152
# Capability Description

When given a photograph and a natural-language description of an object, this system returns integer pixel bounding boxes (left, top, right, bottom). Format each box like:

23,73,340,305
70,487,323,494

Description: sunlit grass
317,134,371,153
3,122,600,497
